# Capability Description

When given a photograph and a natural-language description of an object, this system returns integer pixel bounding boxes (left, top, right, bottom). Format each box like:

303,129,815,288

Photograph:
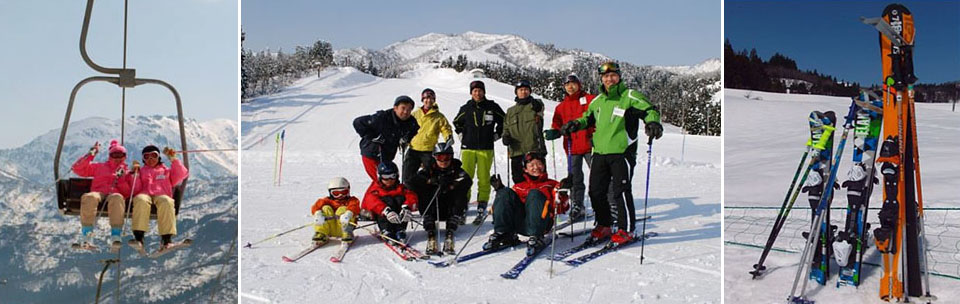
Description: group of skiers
72,140,190,254
310,61,663,257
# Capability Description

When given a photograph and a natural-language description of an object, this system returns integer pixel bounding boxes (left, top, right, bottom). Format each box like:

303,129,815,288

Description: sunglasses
142,152,159,160
598,62,620,75
435,154,452,162
109,152,126,159
330,188,349,197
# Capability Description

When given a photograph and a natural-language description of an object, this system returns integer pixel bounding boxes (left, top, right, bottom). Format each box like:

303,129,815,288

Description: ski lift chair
53,0,189,219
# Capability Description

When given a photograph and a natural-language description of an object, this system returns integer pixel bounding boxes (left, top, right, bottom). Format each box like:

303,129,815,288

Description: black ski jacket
353,109,420,162
452,99,505,150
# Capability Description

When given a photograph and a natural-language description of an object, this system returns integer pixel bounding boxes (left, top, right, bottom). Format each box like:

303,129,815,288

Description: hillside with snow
240,66,720,303
724,89,960,303
0,116,238,303
334,31,719,76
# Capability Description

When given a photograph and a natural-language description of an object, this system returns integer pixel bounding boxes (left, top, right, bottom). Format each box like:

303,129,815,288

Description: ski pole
171,148,238,154
452,210,490,265
567,138,577,239
243,222,312,248
278,129,286,186
750,147,813,277
274,132,280,185
639,137,653,264
549,187,559,278
404,186,441,248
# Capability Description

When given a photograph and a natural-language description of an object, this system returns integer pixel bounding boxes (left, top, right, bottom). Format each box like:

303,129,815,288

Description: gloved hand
490,174,505,191
501,135,514,146
645,122,663,140
320,205,336,220
400,205,413,223
371,135,386,145
382,207,401,224
399,137,410,149
543,129,561,141
163,147,177,159
131,160,141,174
560,120,581,136
557,200,570,215
115,167,125,179
558,177,572,190
359,209,374,221
89,142,100,156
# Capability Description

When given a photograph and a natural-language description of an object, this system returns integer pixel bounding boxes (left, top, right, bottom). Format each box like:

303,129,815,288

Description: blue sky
726,0,960,85
241,0,721,67
0,0,238,148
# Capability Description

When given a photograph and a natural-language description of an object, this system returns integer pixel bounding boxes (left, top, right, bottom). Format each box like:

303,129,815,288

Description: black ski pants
590,153,636,233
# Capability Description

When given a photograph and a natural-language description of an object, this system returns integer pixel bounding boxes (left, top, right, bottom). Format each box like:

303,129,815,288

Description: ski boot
109,230,123,253
526,235,546,256
340,222,355,243
472,201,487,225
443,230,456,255
72,228,98,251
312,231,329,246
586,225,612,244
425,231,440,255
568,203,585,223
396,231,407,243
482,232,519,251
610,230,635,247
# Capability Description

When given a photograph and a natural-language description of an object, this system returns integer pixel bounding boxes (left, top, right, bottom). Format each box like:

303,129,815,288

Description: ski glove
89,142,100,156
543,129,561,141
645,122,663,140
371,135,386,145
560,120,580,136
163,147,177,159
382,207,401,224
501,135,514,146
490,174,505,191
400,205,413,223
131,160,141,174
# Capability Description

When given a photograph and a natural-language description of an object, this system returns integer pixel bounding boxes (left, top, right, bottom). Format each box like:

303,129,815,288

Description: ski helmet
328,177,350,198
563,73,581,85
597,61,621,75
432,141,454,156
514,79,531,91
377,162,399,180
521,152,546,167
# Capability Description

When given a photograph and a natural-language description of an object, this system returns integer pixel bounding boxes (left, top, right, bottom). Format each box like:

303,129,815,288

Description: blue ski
428,240,522,268
500,239,553,279
565,232,658,266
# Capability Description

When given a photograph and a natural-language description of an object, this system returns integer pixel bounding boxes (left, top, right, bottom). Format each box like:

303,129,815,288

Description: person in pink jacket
126,145,188,250
72,140,131,249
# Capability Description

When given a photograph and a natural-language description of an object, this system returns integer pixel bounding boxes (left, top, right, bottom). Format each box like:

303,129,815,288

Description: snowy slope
724,89,960,303
0,116,239,303
241,67,720,303
334,32,719,75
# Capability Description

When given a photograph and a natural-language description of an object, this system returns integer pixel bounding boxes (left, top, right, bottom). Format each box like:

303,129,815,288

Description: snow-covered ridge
334,31,719,74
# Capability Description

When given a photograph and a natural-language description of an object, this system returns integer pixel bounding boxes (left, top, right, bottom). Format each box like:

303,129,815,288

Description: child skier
310,177,361,245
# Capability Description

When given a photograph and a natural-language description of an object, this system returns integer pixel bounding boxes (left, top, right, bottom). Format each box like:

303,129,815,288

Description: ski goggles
109,152,126,159
434,154,453,162
142,152,160,160
379,173,398,180
597,62,621,75
330,188,349,198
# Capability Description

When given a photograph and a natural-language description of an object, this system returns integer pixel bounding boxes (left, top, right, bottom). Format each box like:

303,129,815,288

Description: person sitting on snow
125,145,189,252
310,177,361,245
361,162,418,242
71,140,131,250
482,153,570,256
405,141,472,255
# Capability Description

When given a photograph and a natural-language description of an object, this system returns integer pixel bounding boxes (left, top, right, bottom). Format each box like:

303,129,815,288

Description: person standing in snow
502,79,547,185
482,153,569,255
452,80,505,224
402,88,454,186
560,61,663,245
543,74,595,222
309,177,361,245
125,145,189,251
405,142,472,255
361,162,419,242
71,140,131,250
353,96,420,182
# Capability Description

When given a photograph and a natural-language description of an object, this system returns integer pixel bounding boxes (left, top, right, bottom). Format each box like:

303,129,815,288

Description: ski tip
243,242,252,248
281,256,294,263
500,273,518,280
330,257,341,263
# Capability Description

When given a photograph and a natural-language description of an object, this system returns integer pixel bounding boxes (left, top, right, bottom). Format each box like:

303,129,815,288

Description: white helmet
328,177,350,190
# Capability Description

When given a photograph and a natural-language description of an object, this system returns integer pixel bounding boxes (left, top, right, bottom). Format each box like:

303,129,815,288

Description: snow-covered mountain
0,116,238,303
335,31,719,75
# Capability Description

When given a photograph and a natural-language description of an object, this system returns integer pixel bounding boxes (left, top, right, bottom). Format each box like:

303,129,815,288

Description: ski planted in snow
564,232,658,267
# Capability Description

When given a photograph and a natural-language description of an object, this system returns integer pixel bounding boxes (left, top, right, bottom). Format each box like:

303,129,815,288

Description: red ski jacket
551,91,595,155
512,173,565,218
361,182,418,215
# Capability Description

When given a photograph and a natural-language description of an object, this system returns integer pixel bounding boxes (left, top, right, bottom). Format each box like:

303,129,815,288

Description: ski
557,215,650,238
836,92,883,288
564,232,658,266
500,238,553,279
149,239,193,258
282,242,324,263
329,241,352,263
127,239,148,257
428,239,523,268
801,110,837,286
